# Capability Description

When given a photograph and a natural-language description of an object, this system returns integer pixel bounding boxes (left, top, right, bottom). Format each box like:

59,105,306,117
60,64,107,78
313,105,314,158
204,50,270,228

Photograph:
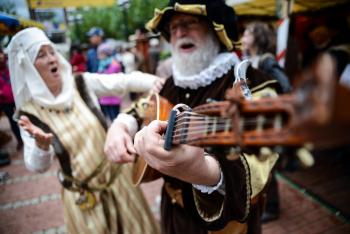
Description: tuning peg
296,144,314,167
206,98,218,103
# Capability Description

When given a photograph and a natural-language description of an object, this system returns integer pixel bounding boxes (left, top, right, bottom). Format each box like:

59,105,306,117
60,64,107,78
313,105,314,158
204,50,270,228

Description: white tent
226,0,350,17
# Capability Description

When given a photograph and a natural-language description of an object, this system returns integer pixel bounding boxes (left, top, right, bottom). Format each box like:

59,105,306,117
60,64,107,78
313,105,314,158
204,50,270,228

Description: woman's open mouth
51,67,58,73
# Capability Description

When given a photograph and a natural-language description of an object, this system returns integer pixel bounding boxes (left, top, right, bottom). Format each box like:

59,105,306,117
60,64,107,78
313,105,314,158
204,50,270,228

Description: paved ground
1,116,349,234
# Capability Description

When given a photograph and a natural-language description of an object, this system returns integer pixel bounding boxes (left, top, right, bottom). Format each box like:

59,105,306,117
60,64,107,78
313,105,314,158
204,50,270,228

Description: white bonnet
7,27,74,110
7,27,52,64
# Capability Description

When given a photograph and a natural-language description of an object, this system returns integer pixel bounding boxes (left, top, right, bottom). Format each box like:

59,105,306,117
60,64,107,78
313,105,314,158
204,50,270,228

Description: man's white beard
172,33,220,76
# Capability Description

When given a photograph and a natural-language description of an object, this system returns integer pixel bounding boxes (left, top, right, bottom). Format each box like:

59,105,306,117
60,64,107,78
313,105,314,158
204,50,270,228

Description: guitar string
171,114,282,140
174,111,279,125
174,117,277,129
174,118,276,126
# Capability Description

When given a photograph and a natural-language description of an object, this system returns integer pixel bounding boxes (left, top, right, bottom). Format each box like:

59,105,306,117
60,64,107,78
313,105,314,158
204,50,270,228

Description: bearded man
105,0,282,233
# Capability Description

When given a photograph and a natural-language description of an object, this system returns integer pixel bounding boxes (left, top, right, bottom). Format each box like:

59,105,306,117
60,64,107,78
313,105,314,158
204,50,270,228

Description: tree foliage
0,0,16,15
69,0,167,43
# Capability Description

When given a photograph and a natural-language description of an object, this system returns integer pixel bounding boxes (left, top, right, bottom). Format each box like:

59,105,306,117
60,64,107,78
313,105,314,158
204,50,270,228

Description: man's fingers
148,120,168,134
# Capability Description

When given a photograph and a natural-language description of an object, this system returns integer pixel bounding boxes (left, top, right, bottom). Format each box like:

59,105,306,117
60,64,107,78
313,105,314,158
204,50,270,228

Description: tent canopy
0,13,44,35
227,0,350,17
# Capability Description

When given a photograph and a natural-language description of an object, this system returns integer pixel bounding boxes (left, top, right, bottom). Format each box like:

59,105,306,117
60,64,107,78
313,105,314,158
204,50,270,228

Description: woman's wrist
35,142,50,151
114,113,138,136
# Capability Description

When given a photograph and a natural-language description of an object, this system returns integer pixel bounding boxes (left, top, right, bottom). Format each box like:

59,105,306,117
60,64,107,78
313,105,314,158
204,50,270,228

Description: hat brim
146,3,235,51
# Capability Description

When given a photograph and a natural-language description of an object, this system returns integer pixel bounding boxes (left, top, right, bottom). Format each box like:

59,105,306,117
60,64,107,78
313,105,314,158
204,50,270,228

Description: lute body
132,93,173,185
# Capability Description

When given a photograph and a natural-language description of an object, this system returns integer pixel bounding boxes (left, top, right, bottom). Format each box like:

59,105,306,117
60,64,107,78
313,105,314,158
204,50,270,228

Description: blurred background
1,0,350,233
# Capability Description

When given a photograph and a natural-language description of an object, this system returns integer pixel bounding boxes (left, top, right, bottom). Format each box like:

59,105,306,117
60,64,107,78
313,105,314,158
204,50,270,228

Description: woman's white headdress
7,27,74,110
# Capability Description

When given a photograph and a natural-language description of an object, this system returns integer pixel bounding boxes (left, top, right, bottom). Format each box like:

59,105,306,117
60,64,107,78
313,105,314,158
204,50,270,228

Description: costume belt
57,160,122,211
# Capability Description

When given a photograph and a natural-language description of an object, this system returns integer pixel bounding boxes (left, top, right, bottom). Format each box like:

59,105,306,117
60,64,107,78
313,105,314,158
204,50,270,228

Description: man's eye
170,25,177,32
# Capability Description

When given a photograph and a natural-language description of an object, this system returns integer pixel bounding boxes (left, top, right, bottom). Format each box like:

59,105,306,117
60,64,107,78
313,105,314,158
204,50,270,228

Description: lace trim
173,52,240,89
192,170,225,195
239,154,251,222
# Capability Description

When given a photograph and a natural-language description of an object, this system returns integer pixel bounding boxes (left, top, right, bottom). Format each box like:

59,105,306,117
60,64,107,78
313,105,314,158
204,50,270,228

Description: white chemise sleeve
82,71,157,98
20,128,54,173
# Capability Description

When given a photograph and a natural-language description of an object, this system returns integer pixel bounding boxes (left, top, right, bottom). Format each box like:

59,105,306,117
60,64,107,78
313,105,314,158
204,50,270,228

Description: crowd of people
0,0,349,233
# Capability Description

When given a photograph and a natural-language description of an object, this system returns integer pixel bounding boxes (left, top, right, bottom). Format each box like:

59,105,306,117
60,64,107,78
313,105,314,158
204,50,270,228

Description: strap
58,163,122,192
75,74,108,131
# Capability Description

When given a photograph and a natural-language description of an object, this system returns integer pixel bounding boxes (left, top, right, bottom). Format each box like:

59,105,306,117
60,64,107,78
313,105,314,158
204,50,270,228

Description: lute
132,53,350,185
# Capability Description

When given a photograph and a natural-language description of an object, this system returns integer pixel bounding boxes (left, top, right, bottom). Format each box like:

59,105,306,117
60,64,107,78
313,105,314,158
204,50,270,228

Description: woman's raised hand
18,115,53,150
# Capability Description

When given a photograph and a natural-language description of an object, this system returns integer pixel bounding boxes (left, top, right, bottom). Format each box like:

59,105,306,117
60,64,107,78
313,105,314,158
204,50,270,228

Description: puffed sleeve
182,152,278,230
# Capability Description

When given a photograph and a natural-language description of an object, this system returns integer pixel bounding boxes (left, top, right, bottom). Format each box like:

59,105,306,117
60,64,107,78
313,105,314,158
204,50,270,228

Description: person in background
0,47,23,153
149,38,161,74
86,27,104,73
105,0,283,233
97,41,123,122
69,43,87,73
121,44,137,74
241,21,291,93
0,129,12,166
241,21,293,223
7,27,159,234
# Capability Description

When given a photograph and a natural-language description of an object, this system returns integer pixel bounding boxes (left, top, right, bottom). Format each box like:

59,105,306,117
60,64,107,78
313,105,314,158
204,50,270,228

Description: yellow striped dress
21,90,159,234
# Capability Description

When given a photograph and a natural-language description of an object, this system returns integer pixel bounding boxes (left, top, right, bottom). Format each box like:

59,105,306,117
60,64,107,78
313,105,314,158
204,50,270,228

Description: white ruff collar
172,52,240,89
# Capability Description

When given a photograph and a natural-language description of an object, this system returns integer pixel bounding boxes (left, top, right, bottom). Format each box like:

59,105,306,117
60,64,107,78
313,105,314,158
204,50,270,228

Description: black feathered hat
146,0,239,51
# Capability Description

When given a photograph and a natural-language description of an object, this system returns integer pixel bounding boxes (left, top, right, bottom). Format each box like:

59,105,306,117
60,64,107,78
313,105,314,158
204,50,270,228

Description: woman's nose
47,53,57,63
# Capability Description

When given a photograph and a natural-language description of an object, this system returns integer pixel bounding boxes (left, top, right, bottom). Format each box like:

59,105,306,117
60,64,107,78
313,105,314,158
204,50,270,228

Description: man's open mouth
180,43,195,50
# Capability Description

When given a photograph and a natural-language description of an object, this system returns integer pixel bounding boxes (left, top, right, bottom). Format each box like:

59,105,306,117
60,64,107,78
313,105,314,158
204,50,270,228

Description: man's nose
172,26,187,38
